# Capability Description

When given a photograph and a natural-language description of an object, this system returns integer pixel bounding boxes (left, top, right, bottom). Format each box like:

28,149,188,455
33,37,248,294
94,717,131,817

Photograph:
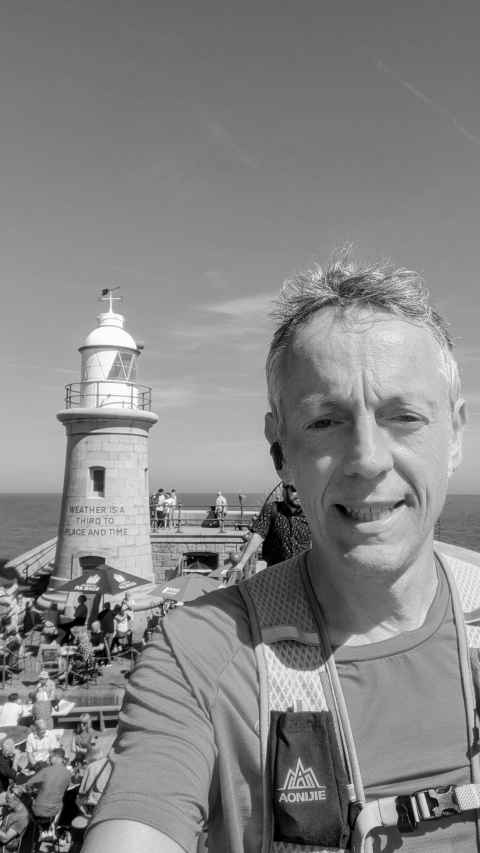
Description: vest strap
351,784,480,852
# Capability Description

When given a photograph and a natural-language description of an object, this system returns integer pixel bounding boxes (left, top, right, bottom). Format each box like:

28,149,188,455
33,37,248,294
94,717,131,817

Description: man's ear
265,412,293,481
448,398,466,476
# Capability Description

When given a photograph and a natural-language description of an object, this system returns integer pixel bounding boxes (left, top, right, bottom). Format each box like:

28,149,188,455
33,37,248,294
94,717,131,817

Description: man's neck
307,540,438,647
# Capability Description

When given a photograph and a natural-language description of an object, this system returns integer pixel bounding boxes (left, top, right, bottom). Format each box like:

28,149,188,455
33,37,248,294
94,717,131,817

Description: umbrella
54,564,151,596
156,573,221,603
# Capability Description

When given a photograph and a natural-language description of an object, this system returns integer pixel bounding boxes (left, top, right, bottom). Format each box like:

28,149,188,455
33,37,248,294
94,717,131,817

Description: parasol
53,564,151,596
155,573,221,603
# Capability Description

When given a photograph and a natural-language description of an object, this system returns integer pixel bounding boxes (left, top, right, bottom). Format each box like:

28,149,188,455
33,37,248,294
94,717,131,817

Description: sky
1,0,480,494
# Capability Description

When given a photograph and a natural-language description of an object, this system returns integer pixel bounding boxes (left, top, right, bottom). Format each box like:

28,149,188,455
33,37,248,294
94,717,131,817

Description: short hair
266,248,461,422
7,693,19,702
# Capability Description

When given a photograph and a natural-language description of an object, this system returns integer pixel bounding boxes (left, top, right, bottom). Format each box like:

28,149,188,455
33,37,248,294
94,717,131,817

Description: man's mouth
335,500,406,522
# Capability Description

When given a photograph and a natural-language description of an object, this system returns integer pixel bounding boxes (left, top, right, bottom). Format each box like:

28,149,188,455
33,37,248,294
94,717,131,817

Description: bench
53,690,124,732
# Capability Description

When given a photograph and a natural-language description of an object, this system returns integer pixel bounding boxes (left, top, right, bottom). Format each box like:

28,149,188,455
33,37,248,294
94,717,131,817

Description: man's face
275,308,464,578
284,485,302,510
35,720,47,737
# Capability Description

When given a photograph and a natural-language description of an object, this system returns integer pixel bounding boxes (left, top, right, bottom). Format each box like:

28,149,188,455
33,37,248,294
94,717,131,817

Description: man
24,748,71,823
85,252,479,852
233,482,311,578
0,789,30,849
214,490,227,518
26,718,59,770
97,601,115,661
60,594,88,645
155,488,166,528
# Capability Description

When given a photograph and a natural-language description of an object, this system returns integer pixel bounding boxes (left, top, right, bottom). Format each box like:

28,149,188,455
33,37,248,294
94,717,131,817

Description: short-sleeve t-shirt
90,557,478,853
251,501,311,565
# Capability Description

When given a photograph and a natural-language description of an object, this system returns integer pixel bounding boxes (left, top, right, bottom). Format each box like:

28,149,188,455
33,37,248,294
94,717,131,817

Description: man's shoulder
161,584,251,660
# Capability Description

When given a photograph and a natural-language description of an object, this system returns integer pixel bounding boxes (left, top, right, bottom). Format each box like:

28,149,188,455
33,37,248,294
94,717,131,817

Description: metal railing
65,381,152,411
150,504,258,531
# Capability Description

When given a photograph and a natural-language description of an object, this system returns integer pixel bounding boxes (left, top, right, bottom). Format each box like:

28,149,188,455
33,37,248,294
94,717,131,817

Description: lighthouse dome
80,312,138,352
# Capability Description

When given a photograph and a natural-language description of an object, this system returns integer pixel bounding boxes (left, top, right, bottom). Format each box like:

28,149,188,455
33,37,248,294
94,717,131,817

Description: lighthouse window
108,351,136,381
90,466,105,497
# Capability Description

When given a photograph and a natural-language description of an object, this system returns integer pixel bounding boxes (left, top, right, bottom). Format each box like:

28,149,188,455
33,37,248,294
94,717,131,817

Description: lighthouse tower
54,290,158,582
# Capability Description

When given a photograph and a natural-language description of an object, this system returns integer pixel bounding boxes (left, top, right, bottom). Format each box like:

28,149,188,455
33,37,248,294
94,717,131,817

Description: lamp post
238,494,246,528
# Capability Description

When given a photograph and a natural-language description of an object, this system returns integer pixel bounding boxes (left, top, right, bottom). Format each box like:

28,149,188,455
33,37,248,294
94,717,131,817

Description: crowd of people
0,590,137,850
150,488,178,529
0,711,112,852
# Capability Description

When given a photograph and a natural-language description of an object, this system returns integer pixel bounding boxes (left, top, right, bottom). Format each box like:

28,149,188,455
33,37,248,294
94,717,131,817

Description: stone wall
151,531,248,583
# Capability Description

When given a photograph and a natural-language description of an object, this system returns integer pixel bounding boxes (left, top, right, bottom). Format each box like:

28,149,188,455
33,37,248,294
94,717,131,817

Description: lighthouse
54,289,158,582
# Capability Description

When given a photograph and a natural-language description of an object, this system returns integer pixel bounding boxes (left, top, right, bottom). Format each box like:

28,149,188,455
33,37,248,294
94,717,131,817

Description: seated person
25,719,59,771
201,505,220,528
24,748,71,824
68,630,96,683
60,595,88,645
73,714,95,765
1,739,28,779
76,742,112,817
22,600,42,635
3,628,23,673
0,789,30,850
89,622,108,664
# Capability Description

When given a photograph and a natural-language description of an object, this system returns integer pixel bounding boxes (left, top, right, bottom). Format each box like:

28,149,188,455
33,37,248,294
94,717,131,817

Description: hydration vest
239,550,480,853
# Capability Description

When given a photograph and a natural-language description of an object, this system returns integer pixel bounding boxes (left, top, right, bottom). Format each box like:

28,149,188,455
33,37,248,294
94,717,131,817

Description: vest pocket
270,710,350,847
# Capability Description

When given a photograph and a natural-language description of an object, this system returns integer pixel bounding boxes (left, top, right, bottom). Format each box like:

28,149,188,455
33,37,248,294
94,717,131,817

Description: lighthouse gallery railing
65,381,152,411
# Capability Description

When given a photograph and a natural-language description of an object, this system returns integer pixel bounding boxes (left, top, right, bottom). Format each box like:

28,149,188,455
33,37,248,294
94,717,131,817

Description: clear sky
2,0,480,494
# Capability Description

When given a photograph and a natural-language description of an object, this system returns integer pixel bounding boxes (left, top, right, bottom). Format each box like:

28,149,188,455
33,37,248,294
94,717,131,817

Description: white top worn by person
26,719,59,768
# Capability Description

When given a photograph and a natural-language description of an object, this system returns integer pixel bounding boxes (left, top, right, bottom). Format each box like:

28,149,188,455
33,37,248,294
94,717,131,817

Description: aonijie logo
278,758,326,804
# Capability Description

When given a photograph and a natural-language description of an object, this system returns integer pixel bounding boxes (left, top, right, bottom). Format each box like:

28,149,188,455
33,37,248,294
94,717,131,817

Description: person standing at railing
163,492,175,528
232,481,311,580
214,491,227,519
155,489,166,528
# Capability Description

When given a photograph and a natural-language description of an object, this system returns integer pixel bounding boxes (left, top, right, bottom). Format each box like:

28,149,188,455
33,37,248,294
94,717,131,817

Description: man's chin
320,540,421,581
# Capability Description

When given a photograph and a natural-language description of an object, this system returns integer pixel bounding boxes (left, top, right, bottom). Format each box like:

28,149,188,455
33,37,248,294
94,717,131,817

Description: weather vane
99,286,122,313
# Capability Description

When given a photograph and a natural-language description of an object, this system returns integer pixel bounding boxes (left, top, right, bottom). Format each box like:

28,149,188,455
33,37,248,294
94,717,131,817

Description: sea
0,492,266,563
1,492,480,564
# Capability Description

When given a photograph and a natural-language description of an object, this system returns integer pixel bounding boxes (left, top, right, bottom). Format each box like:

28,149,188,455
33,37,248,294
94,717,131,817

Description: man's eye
308,418,338,429
390,413,424,424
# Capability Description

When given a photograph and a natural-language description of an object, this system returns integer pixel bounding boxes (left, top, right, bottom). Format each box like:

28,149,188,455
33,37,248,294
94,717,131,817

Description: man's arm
233,531,264,576
83,821,184,853
0,825,19,845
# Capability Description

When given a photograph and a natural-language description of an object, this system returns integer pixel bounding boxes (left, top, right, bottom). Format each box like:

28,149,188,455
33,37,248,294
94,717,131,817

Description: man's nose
343,415,394,479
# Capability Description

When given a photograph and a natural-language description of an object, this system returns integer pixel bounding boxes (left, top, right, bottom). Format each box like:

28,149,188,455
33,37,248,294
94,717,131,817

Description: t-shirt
98,610,115,634
0,701,23,727
335,566,476,851
251,500,311,565
90,558,478,852
2,804,30,848
29,764,71,817
26,730,59,766
74,603,88,626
